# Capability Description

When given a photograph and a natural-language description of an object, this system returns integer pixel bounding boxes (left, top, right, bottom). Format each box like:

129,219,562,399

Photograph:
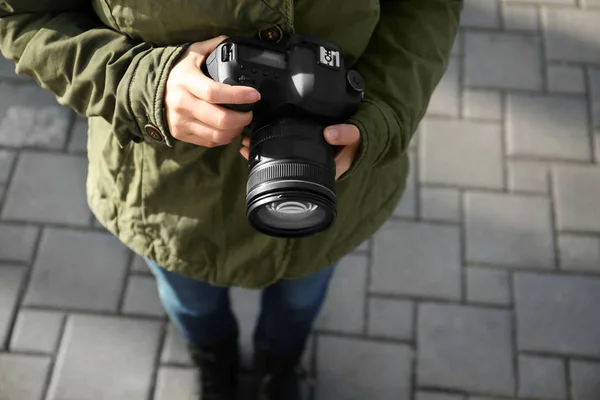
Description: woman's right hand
164,35,261,147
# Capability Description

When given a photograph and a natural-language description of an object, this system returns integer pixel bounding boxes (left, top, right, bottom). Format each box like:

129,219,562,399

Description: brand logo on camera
319,46,340,69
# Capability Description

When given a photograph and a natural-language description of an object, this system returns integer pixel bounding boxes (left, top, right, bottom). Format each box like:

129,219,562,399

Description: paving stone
355,239,370,252
417,393,464,400
371,220,461,300
545,8,600,64
0,265,25,347
315,254,367,334
417,303,515,395
461,0,500,28
465,192,555,268
0,353,51,400
122,275,165,317
0,82,70,149
420,119,503,189
0,223,38,263
427,57,460,117
1,152,91,225
570,360,600,400
315,335,412,400
504,0,573,3
463,90,502,120
367,297,413,340
553,165,600,232
503,4,539,31
559,234,600,272
0,56,27,80
420,187,460,222
154,367,198,400
24,228,130,311
585,0,600,7
466,267,510,305
131,255,150,273
508,161,549,194
451,31,462,56
10,309,65,353
0,149,15,182
160,323,193,366
507,94,590,161
518,355,567,400
46,314,162,400
514,272,600,357
68,117,88,152
548,65,585,94
465,31,542,90
394,149,417,218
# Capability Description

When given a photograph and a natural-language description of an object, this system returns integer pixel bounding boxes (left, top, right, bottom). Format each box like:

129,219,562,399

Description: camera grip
200,62,256,113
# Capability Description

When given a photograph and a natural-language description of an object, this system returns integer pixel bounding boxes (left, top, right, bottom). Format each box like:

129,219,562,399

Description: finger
239,146,250,160
192,100,254,131
189,35,229,56
324,124,360,146
182,67,261,105
334,147,353,180
242,137,250,147
183,119,244,147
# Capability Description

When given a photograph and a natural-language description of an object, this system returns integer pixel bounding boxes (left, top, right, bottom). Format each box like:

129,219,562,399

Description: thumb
324,124,360,145
192,35,229,56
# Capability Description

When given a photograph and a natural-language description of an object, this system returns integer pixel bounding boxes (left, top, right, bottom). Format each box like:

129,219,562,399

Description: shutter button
144,124,164,142
258,25,283,43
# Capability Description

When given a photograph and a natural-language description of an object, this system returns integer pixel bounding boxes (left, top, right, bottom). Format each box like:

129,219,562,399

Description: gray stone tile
553,165,600,232
420,119,503,189
131,255,150,273
154,367,198,400
24,228,130,311
545,8,600,63
417,393,464,400
0,56,27,80
46,315,163,400
355,239,370,253
122,275,165,317
420,187,460,222
394,149,417,218
548,65,585,94
0,223,39,263
508,161,549,194
559,234,600,273
503,4,539,31
315,335,412,400
465,192,555,268
371,220,461,300
1,152,91,225
315,254,367,334
160,323,193,366
461,0,500,28
367,297,413,340
519,355,567,400
466,267,510,306
0,149,15,182
507,94,590,161
0,353,51,400
570,360,600,400
418,303,514,395
505,0,573,3
451,31,462,57
465,31,542,90
427,58,460,117
463,90,502,120
68,117,88,152
514,272,600,356
230,287,261,369
0,82,71,149
0,265,25,347
10,309,64,353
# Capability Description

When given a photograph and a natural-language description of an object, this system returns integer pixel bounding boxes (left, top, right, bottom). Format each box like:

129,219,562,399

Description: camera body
202,34,365,238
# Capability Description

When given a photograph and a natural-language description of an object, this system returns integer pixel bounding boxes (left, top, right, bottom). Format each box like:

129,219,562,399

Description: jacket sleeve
0,0,190,147
343,0,462,178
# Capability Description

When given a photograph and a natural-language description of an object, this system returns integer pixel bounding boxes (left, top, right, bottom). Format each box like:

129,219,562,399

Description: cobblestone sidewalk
2,1,600,399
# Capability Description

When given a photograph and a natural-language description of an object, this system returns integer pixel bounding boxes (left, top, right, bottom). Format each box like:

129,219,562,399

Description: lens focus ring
247,162,335,194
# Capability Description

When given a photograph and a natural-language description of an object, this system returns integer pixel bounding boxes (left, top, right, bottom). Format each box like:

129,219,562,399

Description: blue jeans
145,259,336,355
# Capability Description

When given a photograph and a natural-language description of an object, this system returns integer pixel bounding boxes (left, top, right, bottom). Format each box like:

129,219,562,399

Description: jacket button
259,25,283,43
144,124,164,142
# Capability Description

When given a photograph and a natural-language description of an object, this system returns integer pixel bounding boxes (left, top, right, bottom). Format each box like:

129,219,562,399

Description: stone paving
1,1,600,399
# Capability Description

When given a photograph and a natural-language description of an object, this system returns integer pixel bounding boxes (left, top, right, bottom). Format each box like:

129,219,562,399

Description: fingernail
247,91,261,102
326,128,339,141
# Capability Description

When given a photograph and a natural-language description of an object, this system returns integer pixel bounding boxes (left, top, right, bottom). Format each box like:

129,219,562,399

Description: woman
0,1,462,399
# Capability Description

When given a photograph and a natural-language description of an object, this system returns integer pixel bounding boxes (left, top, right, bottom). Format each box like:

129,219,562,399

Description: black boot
251,347,304,400
188,333,239,400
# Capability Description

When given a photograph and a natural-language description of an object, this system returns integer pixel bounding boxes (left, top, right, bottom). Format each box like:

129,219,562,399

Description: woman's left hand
239,123,361,180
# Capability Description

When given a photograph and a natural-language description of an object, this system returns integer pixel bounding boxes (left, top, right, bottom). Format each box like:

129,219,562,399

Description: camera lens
246,119,337,238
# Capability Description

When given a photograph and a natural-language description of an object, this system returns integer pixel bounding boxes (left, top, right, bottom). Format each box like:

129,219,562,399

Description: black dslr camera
202,34,365,238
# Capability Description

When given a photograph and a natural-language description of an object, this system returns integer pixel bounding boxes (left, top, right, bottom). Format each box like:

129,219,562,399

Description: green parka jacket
0,0,462,288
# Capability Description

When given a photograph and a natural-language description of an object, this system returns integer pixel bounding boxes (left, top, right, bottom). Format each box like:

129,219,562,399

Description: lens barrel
246,119,337,238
